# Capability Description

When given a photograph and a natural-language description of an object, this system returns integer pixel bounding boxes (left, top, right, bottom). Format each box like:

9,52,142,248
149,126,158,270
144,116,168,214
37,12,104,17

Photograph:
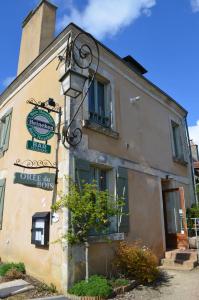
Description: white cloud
189,120,199,146
191,0,199,12
57,0,156,39
2,76,15,88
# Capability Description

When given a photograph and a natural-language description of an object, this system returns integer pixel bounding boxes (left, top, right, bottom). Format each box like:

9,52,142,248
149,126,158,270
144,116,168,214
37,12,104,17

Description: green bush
186,205,199,236
187,204,199,219
69,275,112,297
109,278,130,288
113,242,159,284
0,262,25,276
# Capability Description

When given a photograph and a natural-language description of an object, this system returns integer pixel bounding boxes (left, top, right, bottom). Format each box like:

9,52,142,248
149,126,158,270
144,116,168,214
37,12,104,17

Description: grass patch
69,275,113,297
0,263,25,277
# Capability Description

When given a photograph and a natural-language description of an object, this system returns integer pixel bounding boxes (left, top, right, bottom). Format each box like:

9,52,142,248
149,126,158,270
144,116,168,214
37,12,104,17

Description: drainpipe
184,115,198,205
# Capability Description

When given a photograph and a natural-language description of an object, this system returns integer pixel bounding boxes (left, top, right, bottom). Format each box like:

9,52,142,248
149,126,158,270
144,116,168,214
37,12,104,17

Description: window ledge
88,232,125,243
173,156,188,166
83,120,119,139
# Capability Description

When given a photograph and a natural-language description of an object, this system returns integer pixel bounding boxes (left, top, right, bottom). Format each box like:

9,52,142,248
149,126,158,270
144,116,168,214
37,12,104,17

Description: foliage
187,204,199,236
52,178,125,245
4,268,24,280
109,278,130,288
69,275,113,297
187,204,199,219
196,184,199,195
37,283,57,294
113,242,159,284
0,262,25,277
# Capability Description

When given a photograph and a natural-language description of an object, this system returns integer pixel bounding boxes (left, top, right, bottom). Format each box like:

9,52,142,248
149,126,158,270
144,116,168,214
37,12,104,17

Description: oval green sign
26,109,55,141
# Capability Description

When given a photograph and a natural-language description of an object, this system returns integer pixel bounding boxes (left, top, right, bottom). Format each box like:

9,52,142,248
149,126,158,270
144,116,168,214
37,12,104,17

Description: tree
52,178,125,281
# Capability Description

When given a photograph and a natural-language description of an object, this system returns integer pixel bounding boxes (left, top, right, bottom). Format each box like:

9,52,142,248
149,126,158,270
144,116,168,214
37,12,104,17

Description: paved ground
116,268,199,300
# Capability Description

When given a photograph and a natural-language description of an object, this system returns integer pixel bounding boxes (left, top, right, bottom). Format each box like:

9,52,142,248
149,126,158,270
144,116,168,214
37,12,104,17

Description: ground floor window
75,157,129,235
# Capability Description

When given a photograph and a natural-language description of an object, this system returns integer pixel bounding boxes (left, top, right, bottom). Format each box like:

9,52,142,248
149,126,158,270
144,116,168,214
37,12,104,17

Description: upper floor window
171,121,185,161
88,78,111,128
0,108,12,156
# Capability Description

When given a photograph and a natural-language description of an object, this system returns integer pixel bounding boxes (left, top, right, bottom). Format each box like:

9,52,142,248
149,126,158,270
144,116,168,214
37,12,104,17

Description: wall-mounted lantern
59,69,87,98
57,32,100,147
31,212,50,247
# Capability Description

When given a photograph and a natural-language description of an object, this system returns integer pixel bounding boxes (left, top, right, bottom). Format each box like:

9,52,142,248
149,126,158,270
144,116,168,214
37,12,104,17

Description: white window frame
170,117,187,163
83,67,116,131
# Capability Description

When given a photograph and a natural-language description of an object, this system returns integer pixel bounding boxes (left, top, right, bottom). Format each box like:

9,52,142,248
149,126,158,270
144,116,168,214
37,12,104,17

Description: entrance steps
160,249,198,271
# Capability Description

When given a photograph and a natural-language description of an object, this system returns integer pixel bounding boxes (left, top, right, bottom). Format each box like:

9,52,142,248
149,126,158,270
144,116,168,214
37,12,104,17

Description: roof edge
0,22,188,116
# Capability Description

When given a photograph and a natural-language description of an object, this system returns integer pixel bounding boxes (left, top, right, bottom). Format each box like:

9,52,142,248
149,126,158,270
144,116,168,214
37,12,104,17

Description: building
0,0,196,292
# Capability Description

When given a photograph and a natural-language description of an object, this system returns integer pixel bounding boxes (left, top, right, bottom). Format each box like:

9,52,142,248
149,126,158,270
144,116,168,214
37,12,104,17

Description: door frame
162,187,188,249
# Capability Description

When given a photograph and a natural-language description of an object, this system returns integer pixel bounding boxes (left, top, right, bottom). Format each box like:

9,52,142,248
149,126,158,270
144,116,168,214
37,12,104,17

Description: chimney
17,0,57,75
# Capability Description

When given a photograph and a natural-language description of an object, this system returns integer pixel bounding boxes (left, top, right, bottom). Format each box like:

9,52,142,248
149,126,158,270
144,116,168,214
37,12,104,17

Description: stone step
161,258,198,271
165,249,198,261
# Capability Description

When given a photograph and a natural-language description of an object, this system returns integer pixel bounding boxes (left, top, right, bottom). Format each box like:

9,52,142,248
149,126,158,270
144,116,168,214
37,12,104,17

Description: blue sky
0,0,199,133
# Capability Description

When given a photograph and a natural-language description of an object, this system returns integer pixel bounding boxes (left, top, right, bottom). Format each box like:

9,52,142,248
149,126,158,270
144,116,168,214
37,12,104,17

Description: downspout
184,115,198,205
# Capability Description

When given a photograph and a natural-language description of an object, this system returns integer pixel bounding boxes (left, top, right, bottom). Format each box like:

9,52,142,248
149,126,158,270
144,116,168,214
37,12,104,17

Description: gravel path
115,268,199,300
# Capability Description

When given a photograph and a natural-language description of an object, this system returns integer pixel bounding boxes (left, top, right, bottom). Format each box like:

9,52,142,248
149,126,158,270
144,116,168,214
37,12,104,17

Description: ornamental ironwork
57,31,100,147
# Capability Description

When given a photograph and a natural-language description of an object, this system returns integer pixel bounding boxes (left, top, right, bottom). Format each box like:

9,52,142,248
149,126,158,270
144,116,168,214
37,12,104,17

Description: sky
0,0,199,142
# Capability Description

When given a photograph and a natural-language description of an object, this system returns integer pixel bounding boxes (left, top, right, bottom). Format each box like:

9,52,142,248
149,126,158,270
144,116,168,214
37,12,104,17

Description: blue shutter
0,179,6,230
75,157,90,190
117,167,129,233
2,108,13,153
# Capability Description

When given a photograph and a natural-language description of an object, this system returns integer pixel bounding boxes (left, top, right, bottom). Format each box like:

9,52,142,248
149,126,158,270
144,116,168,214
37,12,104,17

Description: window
0,108,12,156
0,179,6,230
88,78,111,127
171,121,184,161
75,158,129,235
90,166,107,191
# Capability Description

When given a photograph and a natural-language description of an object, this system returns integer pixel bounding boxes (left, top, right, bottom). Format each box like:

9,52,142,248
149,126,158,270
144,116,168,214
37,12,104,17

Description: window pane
99,170,107,191
0,120,5,149
97,82,105,117
172,123,183,159
90,167,107,191
88,80,95,113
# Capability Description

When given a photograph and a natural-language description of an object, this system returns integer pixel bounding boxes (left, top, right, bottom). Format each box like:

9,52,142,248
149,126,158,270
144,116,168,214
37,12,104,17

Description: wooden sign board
14,172,55,191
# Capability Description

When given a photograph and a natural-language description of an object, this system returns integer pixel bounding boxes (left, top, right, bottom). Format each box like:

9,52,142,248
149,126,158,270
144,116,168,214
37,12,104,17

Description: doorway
161,180,188,250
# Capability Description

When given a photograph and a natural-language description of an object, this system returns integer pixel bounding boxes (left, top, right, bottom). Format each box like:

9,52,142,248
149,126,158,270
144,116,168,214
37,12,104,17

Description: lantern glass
60,69,87,98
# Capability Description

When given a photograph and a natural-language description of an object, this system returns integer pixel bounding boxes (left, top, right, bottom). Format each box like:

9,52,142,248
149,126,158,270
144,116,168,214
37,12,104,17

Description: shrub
187,205,199,236
4,268,24,280
0,262,25,277
113,242,159,284
69,275,112,297
109,278,130,288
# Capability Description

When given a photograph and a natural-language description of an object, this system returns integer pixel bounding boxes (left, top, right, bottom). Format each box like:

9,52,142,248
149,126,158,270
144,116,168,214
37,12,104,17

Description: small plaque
27,140,51,154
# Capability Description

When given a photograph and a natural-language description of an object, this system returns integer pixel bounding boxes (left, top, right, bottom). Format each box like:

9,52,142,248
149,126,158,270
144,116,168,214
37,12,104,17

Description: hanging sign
26,140,51,154
26,109,55,141
14,172,55,191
